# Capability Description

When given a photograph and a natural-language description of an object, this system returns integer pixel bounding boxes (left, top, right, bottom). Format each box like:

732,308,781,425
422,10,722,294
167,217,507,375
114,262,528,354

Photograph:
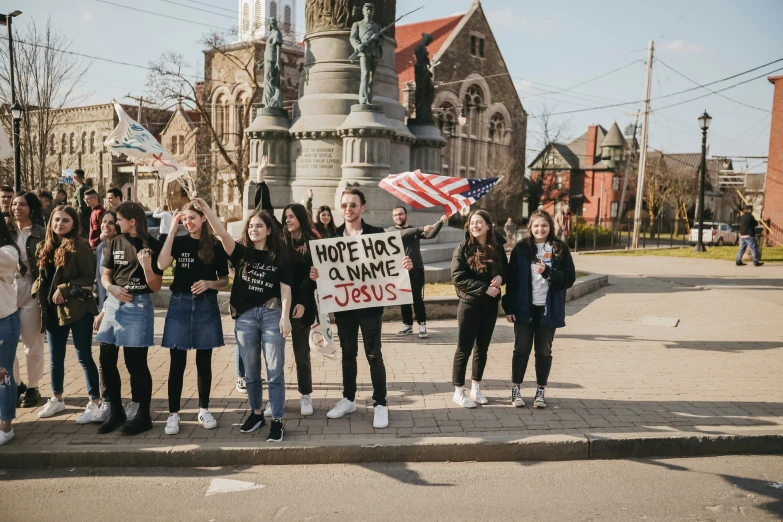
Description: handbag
309,290,337,358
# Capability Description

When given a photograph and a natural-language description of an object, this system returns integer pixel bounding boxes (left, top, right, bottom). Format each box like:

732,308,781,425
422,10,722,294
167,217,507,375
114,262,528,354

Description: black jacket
451,236,508,305
739,212,758,237
502,240,576,329
286,237,317,326
253,181,283,230
334,219,386,317
386,219,444,270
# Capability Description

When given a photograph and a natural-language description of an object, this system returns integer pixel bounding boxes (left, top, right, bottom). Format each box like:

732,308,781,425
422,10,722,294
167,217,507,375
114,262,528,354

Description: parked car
689,222,738,246
145,211,187,239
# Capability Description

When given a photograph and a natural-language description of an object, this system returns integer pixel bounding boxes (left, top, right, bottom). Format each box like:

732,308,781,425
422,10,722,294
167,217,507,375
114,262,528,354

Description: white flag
104,101,185,178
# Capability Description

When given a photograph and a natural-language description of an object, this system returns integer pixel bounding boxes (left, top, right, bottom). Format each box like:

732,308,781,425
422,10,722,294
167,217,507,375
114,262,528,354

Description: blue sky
5,0,781,172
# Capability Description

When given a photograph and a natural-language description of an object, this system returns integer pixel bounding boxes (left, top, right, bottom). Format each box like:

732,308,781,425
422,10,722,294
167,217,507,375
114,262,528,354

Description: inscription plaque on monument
293,140,343,182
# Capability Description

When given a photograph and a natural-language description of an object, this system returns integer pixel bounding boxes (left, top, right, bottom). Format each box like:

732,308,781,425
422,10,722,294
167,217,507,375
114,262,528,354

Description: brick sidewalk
6,256,783,449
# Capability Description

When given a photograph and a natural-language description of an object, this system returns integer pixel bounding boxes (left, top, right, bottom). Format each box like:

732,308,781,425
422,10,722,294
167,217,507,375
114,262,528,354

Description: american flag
379,170,501,217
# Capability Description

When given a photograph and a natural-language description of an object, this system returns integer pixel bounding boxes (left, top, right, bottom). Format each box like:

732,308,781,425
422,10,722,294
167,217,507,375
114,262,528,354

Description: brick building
395,0,528,221
766,75,783,244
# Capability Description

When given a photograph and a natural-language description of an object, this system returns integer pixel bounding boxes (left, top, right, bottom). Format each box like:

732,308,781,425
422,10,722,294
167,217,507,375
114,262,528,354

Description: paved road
2,455,781,521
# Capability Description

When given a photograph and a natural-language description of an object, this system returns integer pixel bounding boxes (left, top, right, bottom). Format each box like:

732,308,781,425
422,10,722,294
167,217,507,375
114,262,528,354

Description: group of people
0,158,576,446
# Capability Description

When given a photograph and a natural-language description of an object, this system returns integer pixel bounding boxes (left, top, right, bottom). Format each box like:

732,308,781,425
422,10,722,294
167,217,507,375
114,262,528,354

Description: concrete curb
151,275,610,320
1,431,780,469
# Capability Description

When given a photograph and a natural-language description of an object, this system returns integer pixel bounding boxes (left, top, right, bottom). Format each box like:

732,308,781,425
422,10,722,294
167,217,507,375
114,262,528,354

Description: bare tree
526,105,571,214
667,160,699,236
0,18,91,189
147,30,260,204
642,154,673,238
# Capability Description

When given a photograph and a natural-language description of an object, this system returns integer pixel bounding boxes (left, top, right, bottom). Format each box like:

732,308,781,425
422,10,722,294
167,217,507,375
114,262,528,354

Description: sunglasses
340,202,359,209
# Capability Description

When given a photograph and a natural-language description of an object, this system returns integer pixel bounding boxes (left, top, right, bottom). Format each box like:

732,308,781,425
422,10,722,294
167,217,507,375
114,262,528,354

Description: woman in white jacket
0,216,22,445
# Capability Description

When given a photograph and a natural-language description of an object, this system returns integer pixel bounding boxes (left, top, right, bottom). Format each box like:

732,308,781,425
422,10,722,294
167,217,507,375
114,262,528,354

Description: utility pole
616,110,639,233
631,41,654,249
125,93,155,200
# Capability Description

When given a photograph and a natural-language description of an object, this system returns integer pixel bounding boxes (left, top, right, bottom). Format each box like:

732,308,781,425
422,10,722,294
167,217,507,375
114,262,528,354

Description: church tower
238,0,298,41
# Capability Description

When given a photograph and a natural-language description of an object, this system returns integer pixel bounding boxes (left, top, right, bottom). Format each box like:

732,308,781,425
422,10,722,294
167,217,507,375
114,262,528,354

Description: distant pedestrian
71,170,91,238
105,188,123,210
53,189,68,207
503,210,575,409
315,205,338,239
0,185,13,220
37,190,53,224
554,207,571,242
153,205,173,243
451,209,507,408
503,217,516,241
84,189,105,249
736,205,763,267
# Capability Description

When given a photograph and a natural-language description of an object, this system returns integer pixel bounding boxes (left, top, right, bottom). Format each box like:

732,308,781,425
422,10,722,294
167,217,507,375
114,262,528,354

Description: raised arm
191,197,236,257
421,215,446,239
157,212,182,270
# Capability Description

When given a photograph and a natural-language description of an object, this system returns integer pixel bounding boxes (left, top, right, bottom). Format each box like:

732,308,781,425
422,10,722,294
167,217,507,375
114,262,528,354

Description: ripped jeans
0,311,21,422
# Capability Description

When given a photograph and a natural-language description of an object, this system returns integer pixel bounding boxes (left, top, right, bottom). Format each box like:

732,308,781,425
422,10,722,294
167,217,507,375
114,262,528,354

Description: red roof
186,110,201,124
395,14,463,87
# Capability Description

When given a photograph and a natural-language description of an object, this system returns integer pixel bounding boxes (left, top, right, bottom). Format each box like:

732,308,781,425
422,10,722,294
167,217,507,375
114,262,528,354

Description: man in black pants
310,188,412,429
736,205,763,267
387,207,446,339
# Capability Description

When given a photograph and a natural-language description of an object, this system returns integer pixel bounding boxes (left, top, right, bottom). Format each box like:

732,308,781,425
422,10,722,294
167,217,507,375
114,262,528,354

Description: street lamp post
694,110,712,253
1,10,23,191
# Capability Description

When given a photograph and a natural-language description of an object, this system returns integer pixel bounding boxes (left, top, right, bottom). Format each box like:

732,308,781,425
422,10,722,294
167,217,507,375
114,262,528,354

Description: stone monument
408,32,446,177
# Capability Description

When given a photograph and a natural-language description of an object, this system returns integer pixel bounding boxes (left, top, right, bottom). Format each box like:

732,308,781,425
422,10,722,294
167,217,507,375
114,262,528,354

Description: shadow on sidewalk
556,333,783,352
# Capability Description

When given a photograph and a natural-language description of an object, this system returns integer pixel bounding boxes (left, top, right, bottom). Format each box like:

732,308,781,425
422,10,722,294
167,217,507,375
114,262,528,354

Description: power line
659,0,703,39
520,60,642,101
181,0,235,13
656,59,772,113
93,0,233,31
159,0,236,19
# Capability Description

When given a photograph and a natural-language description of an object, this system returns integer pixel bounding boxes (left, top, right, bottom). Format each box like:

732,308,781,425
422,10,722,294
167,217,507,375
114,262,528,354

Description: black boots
121,403,153,435
97,401,127,434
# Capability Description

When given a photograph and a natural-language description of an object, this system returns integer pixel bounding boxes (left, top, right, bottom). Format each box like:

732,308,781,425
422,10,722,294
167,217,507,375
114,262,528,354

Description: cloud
80,2,93,22
659,40,713,54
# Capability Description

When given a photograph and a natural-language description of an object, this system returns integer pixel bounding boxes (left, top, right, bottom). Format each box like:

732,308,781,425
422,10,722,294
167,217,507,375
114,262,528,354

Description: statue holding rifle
350,4,424,106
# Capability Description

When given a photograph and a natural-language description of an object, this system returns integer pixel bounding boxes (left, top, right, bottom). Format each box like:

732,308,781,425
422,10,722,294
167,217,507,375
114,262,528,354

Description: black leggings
168,349,213,412
512,305,555,386
452,299,499,386
99,343,151,407
291,318,313,396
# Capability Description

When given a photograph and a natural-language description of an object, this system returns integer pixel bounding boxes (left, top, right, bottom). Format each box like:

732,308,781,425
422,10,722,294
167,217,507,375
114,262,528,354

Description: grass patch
602,246,783,263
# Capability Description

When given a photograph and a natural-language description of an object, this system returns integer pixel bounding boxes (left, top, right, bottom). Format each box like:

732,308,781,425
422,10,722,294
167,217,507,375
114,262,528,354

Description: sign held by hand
310,232,412,314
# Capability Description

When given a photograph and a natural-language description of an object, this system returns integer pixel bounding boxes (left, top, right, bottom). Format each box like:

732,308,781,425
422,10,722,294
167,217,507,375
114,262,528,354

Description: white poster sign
309,231,412,314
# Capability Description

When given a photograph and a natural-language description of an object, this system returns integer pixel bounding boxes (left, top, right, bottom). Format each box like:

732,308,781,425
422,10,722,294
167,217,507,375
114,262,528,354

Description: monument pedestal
245,109,292,221
408,121,447,174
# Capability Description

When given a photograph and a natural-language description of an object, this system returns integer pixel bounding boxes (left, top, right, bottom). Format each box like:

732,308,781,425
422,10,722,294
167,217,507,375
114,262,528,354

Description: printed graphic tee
531,242,553,306
228,242,292,319
102,234,164,294
169,235,229,294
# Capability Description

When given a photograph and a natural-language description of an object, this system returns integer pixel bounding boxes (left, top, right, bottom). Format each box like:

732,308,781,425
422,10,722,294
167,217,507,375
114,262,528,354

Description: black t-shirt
102,234,164,294
169,235,229,294
228,242,292,319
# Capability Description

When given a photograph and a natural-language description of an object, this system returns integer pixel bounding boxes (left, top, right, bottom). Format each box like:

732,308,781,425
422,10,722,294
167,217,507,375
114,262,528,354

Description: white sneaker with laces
452,388,477,408
300,395,313,416
0,429,14,446
125,401,139,421
38,397,66,418
235,377,247,394
418,323,428,339
470,383,489,405
165,413,180,435
91,401,110,423
373,405,389,429
534,387,547,408
511,386,526,407
264,403,272,417
76,401,100,424
198,409,217,429
326,398,357,419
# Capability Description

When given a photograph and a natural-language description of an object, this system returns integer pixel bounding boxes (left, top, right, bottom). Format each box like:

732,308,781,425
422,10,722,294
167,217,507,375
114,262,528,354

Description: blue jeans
234,305,284,417
0,311,21,422
236,345,245,378
736,236,760,264
47,312,100,399
97,294,155,347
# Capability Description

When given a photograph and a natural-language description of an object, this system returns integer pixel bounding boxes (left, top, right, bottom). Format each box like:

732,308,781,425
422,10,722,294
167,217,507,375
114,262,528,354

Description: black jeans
401,268,426,325
168,349,213,412
335,311,386,406
291,318,313,395
452,299,498,386
99,343,152,407
512,305,555,386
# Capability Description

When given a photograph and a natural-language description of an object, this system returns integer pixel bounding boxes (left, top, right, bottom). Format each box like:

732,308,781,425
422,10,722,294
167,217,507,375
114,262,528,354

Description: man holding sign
309,188,413,429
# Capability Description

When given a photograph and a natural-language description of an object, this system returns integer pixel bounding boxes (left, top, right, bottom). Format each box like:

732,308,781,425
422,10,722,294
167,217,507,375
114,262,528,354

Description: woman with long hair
502,210,575,408
95,211,120,309
194,197,292,442
314,205,337,239
276,203,319,417
95,201,164,435
9,192,46,409
33,206,102,422
0,216,22,445
157,203,229,435
450,209,507,408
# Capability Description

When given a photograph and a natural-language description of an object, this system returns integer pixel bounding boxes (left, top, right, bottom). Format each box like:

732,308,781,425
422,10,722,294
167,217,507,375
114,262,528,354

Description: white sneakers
125,401,140,421
92,402,110,423
300,395,313,416
198,409,217,429
264,403,272,417
418,323,428,339
165,413,180,435
326,398,357,419
0,429,14,446
38,397,65,418
373,405,389,429
76,402,102,424
453,388,477,408
470,383,489,405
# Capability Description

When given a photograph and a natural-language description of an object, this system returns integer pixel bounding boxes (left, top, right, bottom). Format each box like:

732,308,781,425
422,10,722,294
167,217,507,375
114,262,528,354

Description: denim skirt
161,292,224,350
97,293,155,348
